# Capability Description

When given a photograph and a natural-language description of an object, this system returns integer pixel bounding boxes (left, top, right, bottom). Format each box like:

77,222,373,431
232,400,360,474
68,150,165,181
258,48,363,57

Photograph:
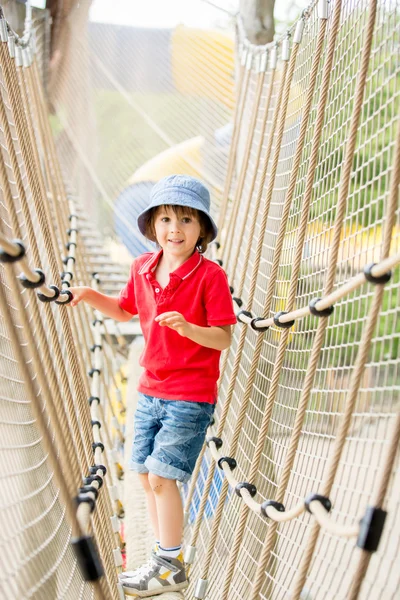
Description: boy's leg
138,473,160,542
147,474,182,549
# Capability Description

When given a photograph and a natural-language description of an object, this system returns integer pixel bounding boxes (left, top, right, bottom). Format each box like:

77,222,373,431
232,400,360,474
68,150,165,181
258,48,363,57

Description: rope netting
0,0,399,599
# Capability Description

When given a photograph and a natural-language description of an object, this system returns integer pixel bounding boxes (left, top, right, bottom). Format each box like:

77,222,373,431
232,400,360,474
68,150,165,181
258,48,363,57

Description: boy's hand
155,311,191,337
68,286,89,307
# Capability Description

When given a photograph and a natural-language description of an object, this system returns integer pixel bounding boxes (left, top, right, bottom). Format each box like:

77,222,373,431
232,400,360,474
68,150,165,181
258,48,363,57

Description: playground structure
0,1,399,599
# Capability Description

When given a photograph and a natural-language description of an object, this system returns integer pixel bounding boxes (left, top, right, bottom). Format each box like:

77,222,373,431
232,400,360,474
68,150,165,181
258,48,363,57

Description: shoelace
122,557,157,583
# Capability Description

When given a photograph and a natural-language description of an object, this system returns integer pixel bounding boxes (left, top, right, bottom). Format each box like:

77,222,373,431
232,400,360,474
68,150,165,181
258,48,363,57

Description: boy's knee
148,472,175,493
138,472,152,492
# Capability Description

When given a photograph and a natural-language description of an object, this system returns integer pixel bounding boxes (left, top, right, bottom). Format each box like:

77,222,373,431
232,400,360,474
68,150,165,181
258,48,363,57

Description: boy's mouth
168,239,184,244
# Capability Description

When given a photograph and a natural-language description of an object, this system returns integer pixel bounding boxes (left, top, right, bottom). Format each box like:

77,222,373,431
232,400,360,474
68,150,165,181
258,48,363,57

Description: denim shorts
130,393,215,483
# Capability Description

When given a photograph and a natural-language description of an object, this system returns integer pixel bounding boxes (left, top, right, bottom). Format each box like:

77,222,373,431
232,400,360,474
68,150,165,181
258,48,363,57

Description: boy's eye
161,217,170,222
182,217,191,223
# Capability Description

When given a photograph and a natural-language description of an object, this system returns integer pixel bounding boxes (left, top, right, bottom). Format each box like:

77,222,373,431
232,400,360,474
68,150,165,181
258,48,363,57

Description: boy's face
153,206,202,259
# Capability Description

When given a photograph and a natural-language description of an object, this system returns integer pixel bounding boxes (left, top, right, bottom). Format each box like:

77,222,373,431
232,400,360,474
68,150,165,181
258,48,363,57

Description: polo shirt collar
138,249,203,280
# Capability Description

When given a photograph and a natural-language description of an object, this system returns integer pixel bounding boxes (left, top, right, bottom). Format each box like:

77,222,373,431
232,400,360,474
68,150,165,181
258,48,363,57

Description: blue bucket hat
137,174,218,242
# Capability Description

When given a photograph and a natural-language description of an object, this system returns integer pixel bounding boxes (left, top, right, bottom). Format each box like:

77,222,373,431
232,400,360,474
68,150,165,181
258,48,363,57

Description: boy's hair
143,204,214,254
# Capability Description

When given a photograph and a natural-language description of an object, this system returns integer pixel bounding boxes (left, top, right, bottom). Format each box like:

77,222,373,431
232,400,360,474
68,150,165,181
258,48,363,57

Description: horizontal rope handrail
207,438,364,539
236,253,398,330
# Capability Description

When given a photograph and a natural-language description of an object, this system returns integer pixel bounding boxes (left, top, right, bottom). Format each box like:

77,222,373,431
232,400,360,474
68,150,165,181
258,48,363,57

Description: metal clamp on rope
273,310,295,329
218,456,237,471
75,495,96,513
357,506,387,552
37,284,60,303
90,464,107,476
206,436,223,450
250,317,269,333
92,442,105,454
79,485,99,500
305,493,331,514
0,239,25,263
90,344,102,352
63,255,76,265
71,535,104,581
363,263,392,285
235,482,257,498
18,268,45,288
309,297,334,317
237,309,252,324
83,474,104,489
88,396,100,406
55,290,73,305
88,368,101,378
261,500,285,518
61,270,74,281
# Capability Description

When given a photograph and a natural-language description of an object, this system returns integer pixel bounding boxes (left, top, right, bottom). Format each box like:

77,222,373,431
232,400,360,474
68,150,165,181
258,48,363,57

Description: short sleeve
118,261,138,316
204,268,237,327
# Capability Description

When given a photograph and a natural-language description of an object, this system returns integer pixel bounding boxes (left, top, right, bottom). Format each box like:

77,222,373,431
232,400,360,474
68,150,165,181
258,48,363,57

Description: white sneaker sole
122,580,189,597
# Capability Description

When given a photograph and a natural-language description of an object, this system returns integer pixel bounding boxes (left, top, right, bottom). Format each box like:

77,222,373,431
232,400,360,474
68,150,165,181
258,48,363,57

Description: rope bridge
0,1,399,599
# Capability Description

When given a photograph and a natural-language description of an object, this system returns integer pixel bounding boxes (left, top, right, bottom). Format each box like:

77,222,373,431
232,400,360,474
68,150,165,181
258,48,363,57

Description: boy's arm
155,311,232,350
69,286,133,322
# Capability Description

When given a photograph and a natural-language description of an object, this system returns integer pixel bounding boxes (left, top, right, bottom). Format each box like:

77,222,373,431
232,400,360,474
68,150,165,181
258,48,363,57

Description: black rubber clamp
261,500,285,518
232,296,243,307
92,319,102,326
273,311,295,329
55,290,73,305
91,420,101,429
206,436,223,449
218,456,237,471
67,228,78,236
213,241,221,249
18,268,46,289
304,493,331,514
71,535,104,581
37,285,60,303
208,415,215,427
83,474,104,489
66,241,77,251
357,506,387,552
250,317,269,333
229,286,234,294
63,255,76,265
75,495,96,513
88,368,101,378
90,464,107,476
61,280,71,288
214,259,223,266
309,297,334,317
237,309,252,324
92,272,101,282
90,344,102,352
235,482,257,498
60,270,74,281
92,442,105,454
79,485,99,500
69,213,79,221
88,396,100,406
0,239,25,263
363,263,392,285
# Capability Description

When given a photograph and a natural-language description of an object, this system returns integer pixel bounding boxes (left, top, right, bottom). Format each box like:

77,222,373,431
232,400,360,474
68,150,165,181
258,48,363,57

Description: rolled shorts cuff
129,460,149,474
145,456,191,484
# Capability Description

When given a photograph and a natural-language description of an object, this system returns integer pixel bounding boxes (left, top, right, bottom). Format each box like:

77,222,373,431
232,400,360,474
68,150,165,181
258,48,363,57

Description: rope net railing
0,4,129,599
0,0,399,599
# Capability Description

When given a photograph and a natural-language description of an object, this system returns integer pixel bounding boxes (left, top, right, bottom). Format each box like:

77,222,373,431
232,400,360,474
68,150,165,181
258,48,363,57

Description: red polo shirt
118,249,236,404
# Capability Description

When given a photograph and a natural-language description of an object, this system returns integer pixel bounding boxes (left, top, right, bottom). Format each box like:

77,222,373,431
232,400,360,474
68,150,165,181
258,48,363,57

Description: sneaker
122,552,188,597
119,546,158,581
